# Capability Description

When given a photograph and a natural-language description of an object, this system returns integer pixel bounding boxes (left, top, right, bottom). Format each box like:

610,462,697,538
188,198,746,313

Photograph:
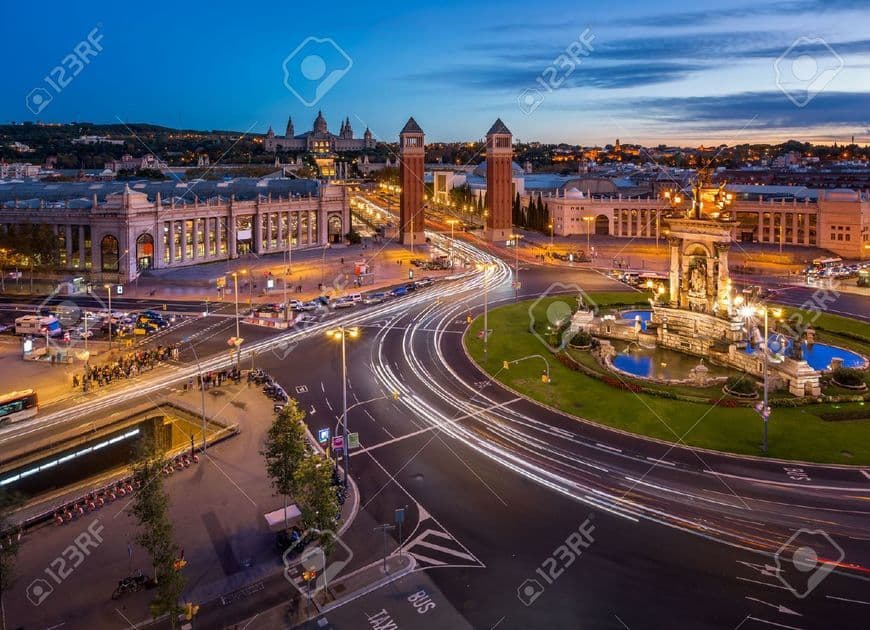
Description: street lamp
509,233,523,302
445,219,459,269
739,304,783,454
476,263,496,361
547,222,554,257
103,283,113,349
582,216,594,258
327,325,359,486
230,271,244,365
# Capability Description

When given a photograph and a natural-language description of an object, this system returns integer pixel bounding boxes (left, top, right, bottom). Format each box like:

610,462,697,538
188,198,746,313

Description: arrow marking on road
745,597,802,616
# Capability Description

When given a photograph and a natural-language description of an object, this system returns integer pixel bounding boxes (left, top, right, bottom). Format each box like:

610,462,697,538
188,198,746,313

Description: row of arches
99,214,345,271
98,233,154,272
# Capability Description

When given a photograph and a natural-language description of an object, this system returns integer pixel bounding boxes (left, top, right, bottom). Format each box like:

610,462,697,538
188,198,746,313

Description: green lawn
466,295,870,464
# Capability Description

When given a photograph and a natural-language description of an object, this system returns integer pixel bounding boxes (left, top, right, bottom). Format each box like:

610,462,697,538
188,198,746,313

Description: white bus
0,390,39,425
15,315,62,337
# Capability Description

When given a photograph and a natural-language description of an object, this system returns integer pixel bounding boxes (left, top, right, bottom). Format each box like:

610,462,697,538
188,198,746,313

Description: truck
15,315,62,337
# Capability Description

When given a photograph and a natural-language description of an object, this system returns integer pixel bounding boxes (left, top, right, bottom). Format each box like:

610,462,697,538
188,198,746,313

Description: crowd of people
72,345,180,391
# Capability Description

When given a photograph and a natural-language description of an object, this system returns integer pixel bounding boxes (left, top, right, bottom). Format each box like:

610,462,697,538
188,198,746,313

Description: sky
2,0,869,146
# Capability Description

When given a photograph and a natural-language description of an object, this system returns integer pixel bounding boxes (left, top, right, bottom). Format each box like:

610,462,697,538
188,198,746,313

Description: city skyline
3,0,869,146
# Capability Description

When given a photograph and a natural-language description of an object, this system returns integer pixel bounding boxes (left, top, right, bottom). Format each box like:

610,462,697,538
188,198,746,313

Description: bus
15,315,62,337
0,390,38,425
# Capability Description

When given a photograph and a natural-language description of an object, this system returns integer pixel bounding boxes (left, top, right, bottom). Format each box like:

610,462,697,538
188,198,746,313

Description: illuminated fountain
593,170,866,393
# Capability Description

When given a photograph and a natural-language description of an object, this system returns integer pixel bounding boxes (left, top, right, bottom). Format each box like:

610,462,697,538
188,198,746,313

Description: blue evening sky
2,0,868,145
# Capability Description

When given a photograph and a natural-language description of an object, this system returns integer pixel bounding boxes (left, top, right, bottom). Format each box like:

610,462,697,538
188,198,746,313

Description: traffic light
184,602,199,620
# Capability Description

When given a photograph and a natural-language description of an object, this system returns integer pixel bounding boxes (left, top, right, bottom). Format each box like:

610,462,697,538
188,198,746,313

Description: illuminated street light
327,325,360,486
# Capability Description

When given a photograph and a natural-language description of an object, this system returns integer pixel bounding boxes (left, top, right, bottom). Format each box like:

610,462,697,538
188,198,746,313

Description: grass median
465,293,870,465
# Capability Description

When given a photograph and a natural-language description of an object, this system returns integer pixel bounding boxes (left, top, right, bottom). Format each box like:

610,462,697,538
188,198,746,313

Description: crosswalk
401,511,484,570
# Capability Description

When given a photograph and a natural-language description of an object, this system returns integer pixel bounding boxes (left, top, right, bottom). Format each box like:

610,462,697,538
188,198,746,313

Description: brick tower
484,118,513,241
399,117,426,247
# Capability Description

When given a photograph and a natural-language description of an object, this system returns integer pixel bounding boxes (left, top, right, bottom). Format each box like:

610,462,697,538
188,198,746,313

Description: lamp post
548,222,554,256
231,271,242,366
583,216,594,259
103,284,113,349
327,325,359,486
740,304,782,454
509,233,522,302
446,219,458,269
477,263,494,361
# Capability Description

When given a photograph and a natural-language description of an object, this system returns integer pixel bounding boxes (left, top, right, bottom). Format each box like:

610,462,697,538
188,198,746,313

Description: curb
317,553,417,615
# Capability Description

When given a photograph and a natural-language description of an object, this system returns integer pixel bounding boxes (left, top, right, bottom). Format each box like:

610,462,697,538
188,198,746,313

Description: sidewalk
124,240,452,304
237,553,415,629
4,377,357,630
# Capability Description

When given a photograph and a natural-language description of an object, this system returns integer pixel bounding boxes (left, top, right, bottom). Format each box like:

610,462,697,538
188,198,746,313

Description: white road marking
705,470,867,492
737,577,789,590
861,470,870,481
595,442,622,453
745,597,801,616
646,457,676,467
826,595,870,605
746,616,804,630
412,539,477,563
325,398,333,411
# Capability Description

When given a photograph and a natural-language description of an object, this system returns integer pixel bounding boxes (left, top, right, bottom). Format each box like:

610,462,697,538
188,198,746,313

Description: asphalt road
2,235,868,629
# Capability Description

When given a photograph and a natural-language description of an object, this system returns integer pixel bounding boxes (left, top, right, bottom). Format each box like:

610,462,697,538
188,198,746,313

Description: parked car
333,297,356,309
390,286,408,297
414,277,434,288
69,327,94,339
349,293,363,302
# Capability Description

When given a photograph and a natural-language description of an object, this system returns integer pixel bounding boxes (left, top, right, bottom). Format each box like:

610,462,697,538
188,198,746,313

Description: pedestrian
72,374,79,388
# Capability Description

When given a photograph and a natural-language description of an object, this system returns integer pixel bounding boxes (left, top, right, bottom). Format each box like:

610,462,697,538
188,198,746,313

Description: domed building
265,110,375,153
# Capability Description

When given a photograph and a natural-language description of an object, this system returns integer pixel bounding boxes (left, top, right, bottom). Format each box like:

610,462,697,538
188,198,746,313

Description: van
15,315,62,337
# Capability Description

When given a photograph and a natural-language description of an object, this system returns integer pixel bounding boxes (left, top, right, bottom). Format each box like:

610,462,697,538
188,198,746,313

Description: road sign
317,428,330,444
394,508,405,524
347,432,360,449
116,285,124,295
331,436,344,451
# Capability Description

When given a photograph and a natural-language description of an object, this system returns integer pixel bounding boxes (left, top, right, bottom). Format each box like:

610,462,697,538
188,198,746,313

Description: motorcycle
111,573,150,600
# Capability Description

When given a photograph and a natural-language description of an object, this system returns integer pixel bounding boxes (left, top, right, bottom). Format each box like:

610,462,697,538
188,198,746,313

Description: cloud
407,61,704,91
613,91,870,130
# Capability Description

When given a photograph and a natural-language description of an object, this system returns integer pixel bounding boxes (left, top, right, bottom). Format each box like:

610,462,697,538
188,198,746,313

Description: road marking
737,577,789,590
351,398,522,457
309,405,316,415
862,470,870,481
745,597,801,616
826,595,870,605
295,385,308,394
705,470,867,492
325,398,333,411
320,381,325,392
596,442,622,453
412,539,477,562
645,457,676,467
746,616,804,630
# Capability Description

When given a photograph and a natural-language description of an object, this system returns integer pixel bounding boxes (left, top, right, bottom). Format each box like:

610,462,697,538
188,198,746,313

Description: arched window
136,233,154,270
328,215,343,244
101,234,120,272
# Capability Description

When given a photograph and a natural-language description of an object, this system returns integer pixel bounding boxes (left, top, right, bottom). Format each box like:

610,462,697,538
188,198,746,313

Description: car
349,293,363,302
390,286,408,297
333,298,356,309
70,328,94,339
299,301,322,312
414,277,433,288
363,293,385,305
404,283,417,292
289,300,305,311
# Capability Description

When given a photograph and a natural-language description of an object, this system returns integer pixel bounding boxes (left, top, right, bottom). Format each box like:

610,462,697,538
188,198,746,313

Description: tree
0,492,21,630
293,454,340,545
261,401,308,527
130,439,185,627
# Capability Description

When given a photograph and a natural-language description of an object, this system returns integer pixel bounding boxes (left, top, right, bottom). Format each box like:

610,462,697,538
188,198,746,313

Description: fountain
590,169,866,392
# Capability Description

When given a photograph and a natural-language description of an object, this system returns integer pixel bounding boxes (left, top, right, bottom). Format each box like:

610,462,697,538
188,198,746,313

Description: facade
265,111,374,153
399,117,426,246
0,179,350,283
484,118,514,241
536,186,869,259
